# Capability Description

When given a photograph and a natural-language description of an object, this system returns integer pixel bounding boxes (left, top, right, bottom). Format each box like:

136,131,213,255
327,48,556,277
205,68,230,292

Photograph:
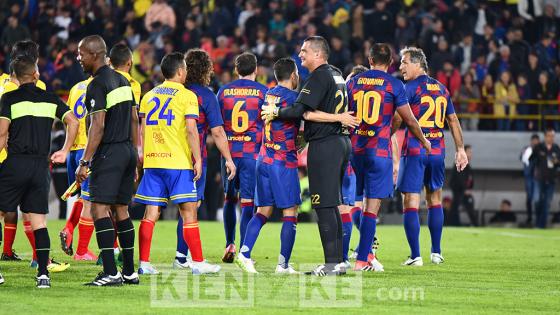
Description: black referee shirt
296,64,348,141
0,83,70,157
85,65,135,144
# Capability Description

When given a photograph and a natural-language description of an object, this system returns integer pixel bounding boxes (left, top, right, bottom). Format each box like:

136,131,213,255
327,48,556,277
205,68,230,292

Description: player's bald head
79,35,107,57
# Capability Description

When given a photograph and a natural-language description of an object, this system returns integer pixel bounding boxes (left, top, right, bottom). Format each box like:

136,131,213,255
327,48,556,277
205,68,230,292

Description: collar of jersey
162,80,185,89
94,65,110,76
116,70,134,82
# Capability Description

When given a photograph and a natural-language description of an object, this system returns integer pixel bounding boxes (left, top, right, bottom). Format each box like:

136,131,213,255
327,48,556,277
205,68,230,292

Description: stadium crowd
1,0,560,131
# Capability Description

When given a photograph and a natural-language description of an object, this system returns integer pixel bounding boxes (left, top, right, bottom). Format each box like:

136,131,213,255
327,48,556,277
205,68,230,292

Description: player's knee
4,211,17,223
403,193,420,209
426,189,442,207
143,206,160,222
256,206,273,218
179,202,198,222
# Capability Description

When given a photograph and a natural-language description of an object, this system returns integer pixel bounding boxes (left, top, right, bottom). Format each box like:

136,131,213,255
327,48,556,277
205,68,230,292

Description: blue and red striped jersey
187,83,223,162
218,79,268,159
346,69,408,158
402,75,455,156
258,85,299,168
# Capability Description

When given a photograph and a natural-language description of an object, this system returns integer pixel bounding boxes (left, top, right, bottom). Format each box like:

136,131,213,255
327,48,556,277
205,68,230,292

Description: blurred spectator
530,128,560,228
471,54,488,84
365,0,393,44
489,45,511,80
394,12,415,51
458,72,480,130
455,34,476,76
436,61,461,102
54,5,72,40
494,70,519,131
520,134,540,226
52,52,86,90
145,0,176,33
516,73,533,131
479,74,495,130
536,3,559,39
449,145,477,226
535,71,559,131
533,34,555,70
431,38,453,74
329,36,351,71
489,199,517,225
518,0,543,43
524,52,544,100
1,16,31,55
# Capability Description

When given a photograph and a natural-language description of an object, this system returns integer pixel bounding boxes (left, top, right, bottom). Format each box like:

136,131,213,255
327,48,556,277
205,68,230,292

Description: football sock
240,213,267,259
34,228,50,277
334,207,344,263
116,218,135,276
341,213,352,261
315,207,341,264
94,217,118,276
428,205,444,254
357,212,377,262
23,221,37,260
240,202,254,246
3,223,16,255
223,197,237,246
350,206,362,229
183,221,203,262
403,208,421,259
64,198,83,232
279,216,297,267
176,216,189,258
76,217,94,256
139,219,155,263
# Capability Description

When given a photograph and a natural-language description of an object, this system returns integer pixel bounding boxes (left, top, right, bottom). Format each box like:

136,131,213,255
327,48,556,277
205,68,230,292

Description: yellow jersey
67,78,92,151
0,75,46,162
139,80,199,170
116,70,141,106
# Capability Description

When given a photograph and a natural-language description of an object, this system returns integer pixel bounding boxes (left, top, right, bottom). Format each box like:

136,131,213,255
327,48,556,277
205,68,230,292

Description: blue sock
351,207,362,253
176,216,188,262
357,212,377,262
403,208,421,259
223,197,238,247
279,216,297,267
239,202,254,246
428,205,444,254
240,213,267,259
341,213,352,261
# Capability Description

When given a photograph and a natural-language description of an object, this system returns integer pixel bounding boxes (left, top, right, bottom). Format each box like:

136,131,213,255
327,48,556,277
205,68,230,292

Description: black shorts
0,156,50,214
307,135,351,208
88,142,137,205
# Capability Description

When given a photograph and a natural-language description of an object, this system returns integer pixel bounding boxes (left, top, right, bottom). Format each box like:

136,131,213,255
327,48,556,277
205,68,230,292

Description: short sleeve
86,80,107,114
55,97,72,120
393,80,409,107
0,98,11,120
205,92,223,128
405,82,418,105
445,88,456,115
184,91,199,120
295,72,327,110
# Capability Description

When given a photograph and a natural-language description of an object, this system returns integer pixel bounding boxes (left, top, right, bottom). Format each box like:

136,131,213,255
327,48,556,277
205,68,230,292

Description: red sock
183,221,203,262
139,219,155,262
64,199,83,232
76,217,95,255
23,221,37,260
3,223,17,255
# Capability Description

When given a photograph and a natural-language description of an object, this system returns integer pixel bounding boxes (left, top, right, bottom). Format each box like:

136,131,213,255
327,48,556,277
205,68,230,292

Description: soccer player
134,52,221,275
217,52,268,263
167,48,236,270
396,47,468,266
235,58,301,274
75,35,139,286
0,56,79,288
347,43,431,271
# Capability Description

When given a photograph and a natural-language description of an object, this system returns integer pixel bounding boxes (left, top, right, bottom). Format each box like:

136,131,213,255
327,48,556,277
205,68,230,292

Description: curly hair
185,49,213,86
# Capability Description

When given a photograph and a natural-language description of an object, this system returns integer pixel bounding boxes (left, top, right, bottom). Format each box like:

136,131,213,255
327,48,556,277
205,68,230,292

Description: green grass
1,220,559,314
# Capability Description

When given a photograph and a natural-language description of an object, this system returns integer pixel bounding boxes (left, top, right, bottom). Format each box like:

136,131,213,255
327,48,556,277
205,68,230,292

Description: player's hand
422,140,432,155
455,148,468,172
393,162,399,184
261,104,278,124
50,150,68,164
224,158,236,181
193,159,202,182
337,111,360,128
75,165,89,184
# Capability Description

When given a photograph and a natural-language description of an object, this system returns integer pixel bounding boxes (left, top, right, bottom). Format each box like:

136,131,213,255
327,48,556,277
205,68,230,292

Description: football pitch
1,220,559,314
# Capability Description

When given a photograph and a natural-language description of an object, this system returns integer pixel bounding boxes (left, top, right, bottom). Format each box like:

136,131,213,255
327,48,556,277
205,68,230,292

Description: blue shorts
195,162,207,201
222,157,256,200
352,154,393,199
67,149,90,201
134,168,197,206
397,154,445,193
255,161,301,209
342,164,356,206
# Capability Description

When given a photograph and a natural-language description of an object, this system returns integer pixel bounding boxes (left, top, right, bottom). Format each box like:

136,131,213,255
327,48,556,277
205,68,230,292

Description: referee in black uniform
75,35,140,286
0,56,78,288
263,36,353,276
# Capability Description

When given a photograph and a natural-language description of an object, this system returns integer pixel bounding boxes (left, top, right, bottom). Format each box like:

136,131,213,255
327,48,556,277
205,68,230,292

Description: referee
0,56,78,288
263,36,354,276
75,35,140,286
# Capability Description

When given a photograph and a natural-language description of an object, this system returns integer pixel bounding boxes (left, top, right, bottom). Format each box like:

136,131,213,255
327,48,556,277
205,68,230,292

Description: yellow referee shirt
116,70,141,106
0,75,47,162
139,80,199,170
67,78,92,151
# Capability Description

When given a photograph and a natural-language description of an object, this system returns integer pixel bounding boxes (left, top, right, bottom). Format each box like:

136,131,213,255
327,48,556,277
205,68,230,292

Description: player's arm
391,112,403,135
302,110,360,127
210,126,236,180
395,104,431,154
130,103,139,154
446,113,468,171
186,117,202,181
391,134,400,184
0,98,10,152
